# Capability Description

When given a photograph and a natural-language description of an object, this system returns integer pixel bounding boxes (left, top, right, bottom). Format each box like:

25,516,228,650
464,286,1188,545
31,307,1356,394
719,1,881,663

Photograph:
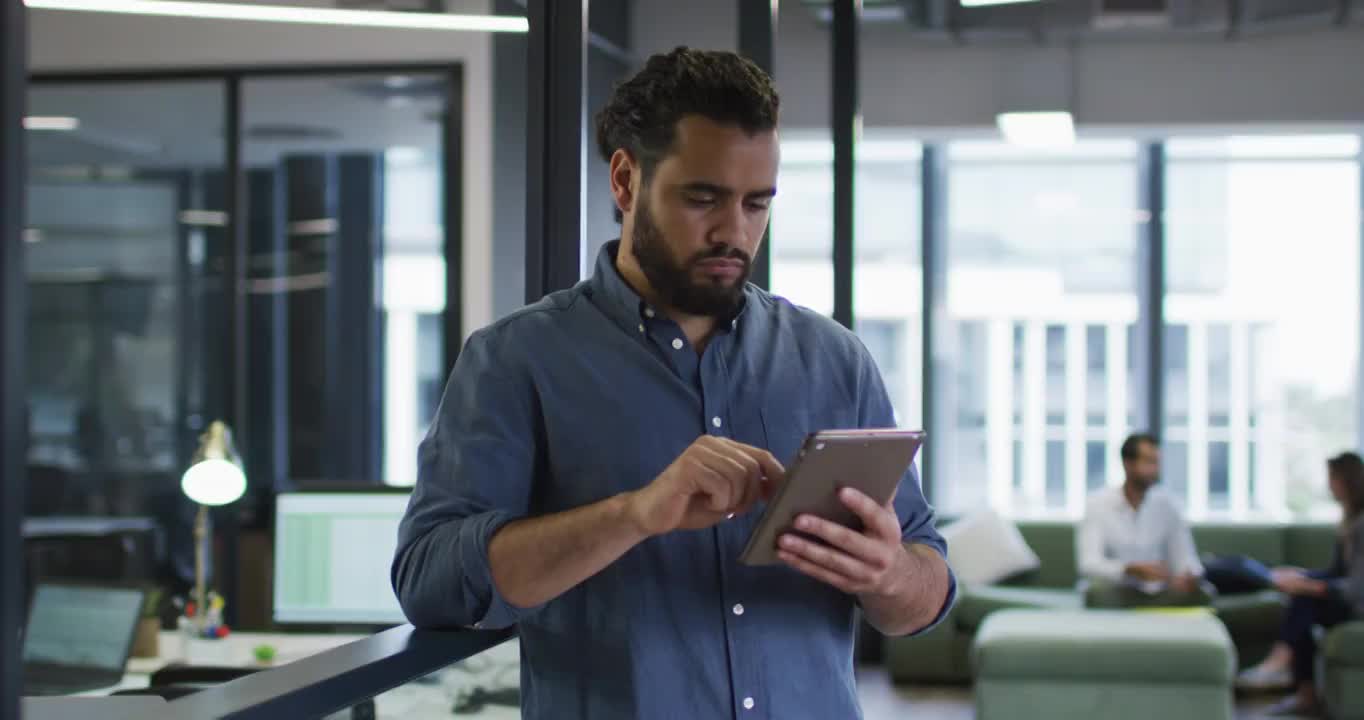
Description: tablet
738,429,925,566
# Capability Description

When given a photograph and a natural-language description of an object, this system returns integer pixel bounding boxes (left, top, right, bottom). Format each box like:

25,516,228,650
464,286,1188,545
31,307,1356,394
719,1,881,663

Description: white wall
633,1,1364,131
28,2,499,337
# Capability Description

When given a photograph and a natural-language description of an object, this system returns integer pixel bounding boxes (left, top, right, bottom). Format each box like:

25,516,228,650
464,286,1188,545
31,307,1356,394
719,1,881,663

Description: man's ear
609,149,638,218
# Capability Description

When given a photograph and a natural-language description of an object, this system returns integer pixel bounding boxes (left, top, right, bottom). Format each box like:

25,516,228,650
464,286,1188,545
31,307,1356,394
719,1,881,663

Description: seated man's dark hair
1121,433,1160,461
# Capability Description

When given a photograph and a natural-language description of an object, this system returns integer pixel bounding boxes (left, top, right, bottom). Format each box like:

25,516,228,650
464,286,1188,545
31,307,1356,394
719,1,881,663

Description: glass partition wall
23,67,461,626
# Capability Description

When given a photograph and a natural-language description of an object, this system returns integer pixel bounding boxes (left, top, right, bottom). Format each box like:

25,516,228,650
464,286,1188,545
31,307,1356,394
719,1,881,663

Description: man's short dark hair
594,46,779,198
1121,433,1159,461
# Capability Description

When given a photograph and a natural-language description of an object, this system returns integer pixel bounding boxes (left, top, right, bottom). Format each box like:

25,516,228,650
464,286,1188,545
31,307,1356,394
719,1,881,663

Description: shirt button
671,338,684,350
743,697,755,710
637,324,645,333
732,603,744,616
712,416,722,428
645,307,656,318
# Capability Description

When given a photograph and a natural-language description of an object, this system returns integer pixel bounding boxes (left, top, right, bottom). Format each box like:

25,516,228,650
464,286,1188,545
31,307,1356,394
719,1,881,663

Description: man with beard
1077,433,1211,607
392,47,955,719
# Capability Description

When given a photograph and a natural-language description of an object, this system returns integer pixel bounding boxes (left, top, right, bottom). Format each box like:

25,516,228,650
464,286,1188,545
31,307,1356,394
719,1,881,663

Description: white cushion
940,509,1041,586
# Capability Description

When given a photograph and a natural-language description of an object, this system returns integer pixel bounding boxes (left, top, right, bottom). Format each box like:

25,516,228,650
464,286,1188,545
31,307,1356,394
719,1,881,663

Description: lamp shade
182,421,247,506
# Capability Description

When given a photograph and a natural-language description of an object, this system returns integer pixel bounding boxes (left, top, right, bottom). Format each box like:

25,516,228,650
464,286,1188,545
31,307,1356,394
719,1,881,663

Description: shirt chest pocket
759,405,816,470
540,400,680,512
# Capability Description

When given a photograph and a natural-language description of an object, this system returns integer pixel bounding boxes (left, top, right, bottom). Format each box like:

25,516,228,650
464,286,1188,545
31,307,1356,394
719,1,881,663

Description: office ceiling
26,72,448,173
801,0,1359,43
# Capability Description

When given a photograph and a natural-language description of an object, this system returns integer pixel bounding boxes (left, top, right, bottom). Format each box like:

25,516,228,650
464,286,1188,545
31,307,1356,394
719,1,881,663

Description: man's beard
630,197,751,317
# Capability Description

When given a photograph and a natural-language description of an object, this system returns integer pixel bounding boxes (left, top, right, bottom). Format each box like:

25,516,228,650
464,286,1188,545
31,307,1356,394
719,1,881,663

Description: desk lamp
181,420,247,631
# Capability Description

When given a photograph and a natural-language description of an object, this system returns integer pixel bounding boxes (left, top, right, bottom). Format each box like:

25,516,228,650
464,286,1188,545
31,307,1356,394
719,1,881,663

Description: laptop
22,582,146,696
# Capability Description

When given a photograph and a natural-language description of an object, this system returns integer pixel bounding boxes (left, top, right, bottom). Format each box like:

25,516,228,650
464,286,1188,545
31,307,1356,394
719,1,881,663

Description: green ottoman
1324,621,1364,720
972,609,1236,720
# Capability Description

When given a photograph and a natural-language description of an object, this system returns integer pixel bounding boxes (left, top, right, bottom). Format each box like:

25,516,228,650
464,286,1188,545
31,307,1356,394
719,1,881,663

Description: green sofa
887,521,1357,685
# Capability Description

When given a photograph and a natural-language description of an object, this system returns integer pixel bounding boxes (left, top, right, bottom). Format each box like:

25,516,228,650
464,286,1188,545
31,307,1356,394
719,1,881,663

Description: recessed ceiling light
23,116,80,132
996,112,1076,148
179,210,229,227
23,0,529,33
387,147,424,164
961,0,1043,7
23,229,43,244
384,76,414,89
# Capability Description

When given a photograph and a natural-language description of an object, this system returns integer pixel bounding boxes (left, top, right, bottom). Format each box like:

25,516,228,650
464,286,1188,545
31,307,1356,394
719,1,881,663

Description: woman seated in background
1235,451,1364,715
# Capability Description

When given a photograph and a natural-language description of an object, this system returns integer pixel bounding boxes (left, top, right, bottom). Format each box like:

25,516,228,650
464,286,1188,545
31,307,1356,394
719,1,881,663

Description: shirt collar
588,239,753,334
1108,484,1159,514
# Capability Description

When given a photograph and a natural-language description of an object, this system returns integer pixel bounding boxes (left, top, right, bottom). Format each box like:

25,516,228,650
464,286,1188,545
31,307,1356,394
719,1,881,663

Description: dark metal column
245,167,289,493
221,77,248,626
920,145,947,505
739,0,777,291
525,0,588,303
281,155,336,485
831,0,859,329
1137,142,1166,435
0,2,26,716
335,155,384,485
1357,138,1364,452
443,67,465,371
225,77,248,461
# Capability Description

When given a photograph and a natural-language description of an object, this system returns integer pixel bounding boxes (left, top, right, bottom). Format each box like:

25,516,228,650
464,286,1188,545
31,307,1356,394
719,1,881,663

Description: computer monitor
273,491,411,625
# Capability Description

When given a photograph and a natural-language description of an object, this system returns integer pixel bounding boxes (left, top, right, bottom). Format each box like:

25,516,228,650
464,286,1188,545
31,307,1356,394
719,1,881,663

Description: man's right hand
1271,567,1328,596
626,436,785,538
1125,561,1171,583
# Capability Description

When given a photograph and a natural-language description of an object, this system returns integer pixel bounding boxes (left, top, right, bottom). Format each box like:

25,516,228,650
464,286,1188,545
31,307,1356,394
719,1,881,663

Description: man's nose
708,201,749,249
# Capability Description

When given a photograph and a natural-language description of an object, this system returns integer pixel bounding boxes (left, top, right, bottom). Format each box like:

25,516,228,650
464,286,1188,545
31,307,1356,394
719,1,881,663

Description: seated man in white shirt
1077,433,1213,608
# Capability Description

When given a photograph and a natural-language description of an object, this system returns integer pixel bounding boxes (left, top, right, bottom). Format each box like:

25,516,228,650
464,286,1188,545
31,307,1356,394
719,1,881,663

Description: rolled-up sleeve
1167,502,1205,579
391,328,544,630
894,461,959,638
857,340,958,637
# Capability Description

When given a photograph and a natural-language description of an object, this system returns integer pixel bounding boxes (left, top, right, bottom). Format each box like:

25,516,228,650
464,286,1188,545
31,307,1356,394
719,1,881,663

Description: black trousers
1281,572,1355,685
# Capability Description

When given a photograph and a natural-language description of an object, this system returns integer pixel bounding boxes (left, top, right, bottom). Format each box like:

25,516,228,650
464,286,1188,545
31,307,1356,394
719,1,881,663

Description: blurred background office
4,0,1364,718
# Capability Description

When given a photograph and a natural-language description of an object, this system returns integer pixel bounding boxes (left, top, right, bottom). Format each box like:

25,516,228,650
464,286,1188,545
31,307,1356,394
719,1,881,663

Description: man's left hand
776,487,907,597
1170,572,1200,595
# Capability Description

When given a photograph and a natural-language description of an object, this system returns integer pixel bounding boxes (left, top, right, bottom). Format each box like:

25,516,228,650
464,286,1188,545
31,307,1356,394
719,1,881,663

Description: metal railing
153,624,514,719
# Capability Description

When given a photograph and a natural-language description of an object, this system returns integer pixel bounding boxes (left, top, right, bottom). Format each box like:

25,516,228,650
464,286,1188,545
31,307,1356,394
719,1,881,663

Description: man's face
1124,442,1161,489
1328,469,1346,504
624,115,779,317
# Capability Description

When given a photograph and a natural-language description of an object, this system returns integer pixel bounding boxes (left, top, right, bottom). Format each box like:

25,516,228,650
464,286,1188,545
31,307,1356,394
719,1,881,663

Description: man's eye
746,200,771,212
686,195,716,206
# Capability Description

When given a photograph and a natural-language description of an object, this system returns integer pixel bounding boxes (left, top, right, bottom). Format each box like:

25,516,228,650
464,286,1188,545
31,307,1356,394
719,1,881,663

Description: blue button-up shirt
393,240,956,720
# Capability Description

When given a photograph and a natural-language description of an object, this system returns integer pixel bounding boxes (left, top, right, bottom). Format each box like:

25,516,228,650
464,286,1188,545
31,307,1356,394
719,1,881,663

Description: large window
766,132,1363,523
770,133,834,313
1165,135,1361,520
937,140,1141,516
854,136,923,432
770,134,924,431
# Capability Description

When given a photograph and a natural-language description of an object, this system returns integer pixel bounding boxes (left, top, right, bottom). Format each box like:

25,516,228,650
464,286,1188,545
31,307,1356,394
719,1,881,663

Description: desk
22,696,165,720
101,630,522,718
